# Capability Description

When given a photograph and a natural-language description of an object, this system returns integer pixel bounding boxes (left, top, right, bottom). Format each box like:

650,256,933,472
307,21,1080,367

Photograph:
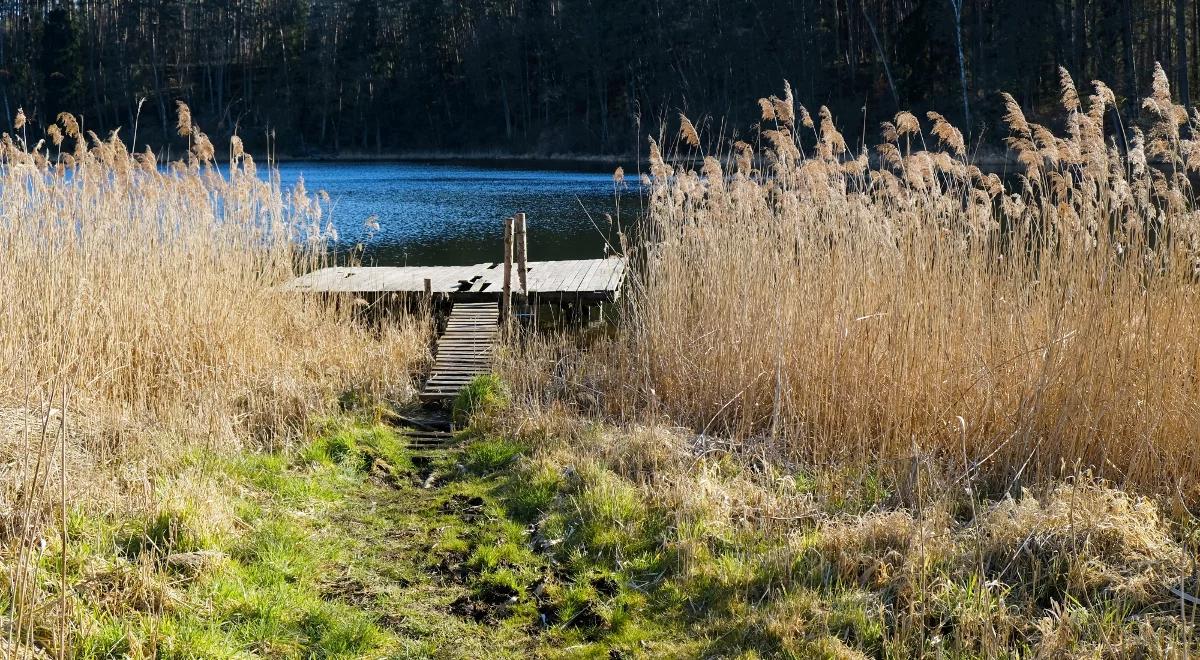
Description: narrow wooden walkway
420,302,499,402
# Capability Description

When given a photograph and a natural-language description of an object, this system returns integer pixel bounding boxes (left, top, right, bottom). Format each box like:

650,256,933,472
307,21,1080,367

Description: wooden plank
521,260,570,292
525,260,571,294
436,346,492,351
576,260,611,292
548,259,594,298
571,259,609,292
436,347,492,352
599,258,627,297
436,345,493,349
546,260,587,291
580,258,621,292
565,259,603,293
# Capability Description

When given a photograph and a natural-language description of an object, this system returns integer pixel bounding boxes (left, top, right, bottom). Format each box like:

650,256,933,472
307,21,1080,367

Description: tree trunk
1074,0,1087,77
151,33,168,141
500,75,512,141
1122,0,1137,119
1175,0,1190,107
948,0,971,133
844,0,856,85
861,2,900,110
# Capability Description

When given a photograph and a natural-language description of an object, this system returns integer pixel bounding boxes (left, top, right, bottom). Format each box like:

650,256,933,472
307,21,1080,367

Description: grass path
68,417,688,659
299,434,542,658
64,420,547,658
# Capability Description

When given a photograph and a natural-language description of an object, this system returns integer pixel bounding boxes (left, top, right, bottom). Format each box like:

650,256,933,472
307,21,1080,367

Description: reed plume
175,101,193,137
678,114,700,148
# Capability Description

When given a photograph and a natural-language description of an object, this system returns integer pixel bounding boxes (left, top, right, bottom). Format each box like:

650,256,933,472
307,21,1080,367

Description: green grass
29,412,1197,658
452,374,509,430
68,421,411,659
50,418,573,659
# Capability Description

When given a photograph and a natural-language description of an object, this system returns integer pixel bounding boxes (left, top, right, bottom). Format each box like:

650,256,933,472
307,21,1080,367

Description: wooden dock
420,302,499,402
286,257,626,303
291,216,624,403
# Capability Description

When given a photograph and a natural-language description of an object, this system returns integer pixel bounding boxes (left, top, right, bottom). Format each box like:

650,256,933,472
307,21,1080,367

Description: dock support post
501,216,514,325
421,277,432,318
516,212,528,295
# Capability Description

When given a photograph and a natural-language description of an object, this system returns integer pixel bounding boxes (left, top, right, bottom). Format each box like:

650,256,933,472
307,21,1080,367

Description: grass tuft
452,375,509,431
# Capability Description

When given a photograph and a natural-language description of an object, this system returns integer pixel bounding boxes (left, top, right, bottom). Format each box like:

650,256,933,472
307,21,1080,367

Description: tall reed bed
0,105,430,656
522,65,1200,496
0,104,426,580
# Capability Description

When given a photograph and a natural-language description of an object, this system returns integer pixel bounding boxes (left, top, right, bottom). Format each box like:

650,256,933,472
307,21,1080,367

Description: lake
274,161,640,266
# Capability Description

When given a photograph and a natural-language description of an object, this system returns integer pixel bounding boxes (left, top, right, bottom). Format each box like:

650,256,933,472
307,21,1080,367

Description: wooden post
421,277,432,318
515,212,528,295
501,216,514,324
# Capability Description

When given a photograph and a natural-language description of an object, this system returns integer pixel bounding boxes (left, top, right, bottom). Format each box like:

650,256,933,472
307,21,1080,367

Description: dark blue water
273,161,639,266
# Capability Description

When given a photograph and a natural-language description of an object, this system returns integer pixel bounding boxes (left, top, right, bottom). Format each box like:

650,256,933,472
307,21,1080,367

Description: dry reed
0,103,428,649
513,65,1200,497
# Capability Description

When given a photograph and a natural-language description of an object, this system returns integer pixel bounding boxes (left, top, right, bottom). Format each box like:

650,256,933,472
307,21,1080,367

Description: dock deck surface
286,257,626,303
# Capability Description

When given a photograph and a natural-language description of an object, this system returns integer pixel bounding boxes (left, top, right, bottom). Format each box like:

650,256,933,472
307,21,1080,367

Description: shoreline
264,148,1152,177
271,150,642,173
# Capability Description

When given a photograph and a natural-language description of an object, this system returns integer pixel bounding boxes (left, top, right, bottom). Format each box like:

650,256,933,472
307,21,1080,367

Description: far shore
264,147,1038,175
271,150,641,173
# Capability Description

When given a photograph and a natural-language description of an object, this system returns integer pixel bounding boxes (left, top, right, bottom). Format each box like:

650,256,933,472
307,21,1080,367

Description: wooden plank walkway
286,258,626,303
420,302,499,402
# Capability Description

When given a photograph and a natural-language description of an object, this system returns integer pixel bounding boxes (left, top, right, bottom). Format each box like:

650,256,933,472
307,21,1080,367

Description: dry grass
0,105,428,652
488,406,1199,655
490,65,1200,654
512,63,1200,498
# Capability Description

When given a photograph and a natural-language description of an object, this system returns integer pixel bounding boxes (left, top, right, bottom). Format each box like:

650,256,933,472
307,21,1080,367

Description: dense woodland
0,0,1197,156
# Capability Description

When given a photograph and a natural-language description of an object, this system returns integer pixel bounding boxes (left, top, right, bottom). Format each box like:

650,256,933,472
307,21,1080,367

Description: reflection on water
273,161,641,266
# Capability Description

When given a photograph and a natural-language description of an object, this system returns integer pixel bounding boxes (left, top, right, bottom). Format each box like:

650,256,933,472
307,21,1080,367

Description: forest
1,0,1197,156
